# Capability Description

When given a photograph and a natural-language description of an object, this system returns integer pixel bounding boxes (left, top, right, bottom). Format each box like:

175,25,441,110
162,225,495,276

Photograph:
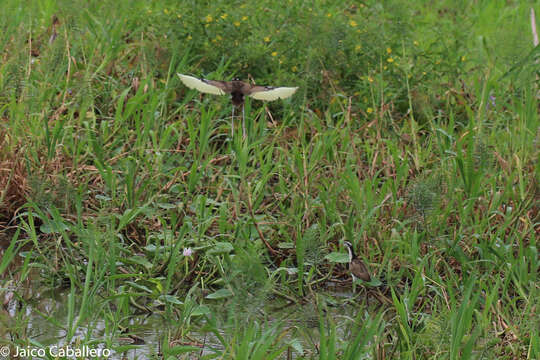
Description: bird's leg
231,106,235,139
346,244,357,293
242,103,246,141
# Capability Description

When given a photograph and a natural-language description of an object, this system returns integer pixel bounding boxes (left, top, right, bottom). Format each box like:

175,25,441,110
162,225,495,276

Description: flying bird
178,74,298,139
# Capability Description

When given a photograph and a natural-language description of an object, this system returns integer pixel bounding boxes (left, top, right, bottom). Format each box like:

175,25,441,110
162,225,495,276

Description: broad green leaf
324,252,349,263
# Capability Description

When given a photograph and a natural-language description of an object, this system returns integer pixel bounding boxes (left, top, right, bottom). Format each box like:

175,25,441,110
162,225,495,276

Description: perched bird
344,241,371,282
177,74,298,139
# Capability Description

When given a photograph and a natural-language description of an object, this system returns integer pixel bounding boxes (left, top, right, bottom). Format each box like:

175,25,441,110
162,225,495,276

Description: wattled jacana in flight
344,241,371,282
178,74,298,139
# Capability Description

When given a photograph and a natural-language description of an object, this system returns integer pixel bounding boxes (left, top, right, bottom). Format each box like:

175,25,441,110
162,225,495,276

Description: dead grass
0,129,28,232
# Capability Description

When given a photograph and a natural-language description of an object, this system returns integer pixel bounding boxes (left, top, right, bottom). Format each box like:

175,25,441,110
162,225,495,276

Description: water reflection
1,279,378,359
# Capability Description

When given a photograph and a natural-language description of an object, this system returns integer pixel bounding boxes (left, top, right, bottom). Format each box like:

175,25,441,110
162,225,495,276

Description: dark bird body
202,78,259,107
344,241,371,282
178,74,297,138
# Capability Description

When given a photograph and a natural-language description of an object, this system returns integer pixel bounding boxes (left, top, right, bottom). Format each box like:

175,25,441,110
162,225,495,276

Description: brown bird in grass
177,74,298,139
344,241,371,282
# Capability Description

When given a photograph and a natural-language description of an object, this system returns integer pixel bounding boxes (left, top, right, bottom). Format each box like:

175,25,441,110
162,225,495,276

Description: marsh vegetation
0,0,538,359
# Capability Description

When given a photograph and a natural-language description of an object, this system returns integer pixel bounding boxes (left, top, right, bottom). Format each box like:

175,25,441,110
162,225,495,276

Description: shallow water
1,277,378,359
3,286,162,359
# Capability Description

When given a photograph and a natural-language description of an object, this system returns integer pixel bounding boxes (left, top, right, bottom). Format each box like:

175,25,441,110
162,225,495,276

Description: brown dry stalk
246,182,280,257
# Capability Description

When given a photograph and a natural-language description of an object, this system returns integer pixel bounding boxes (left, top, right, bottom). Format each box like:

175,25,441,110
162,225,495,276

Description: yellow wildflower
234,21,240,27
271,51,278,57
264,36,270,42
220,13,228,20
205,15,213,22
242,16,248,21
349,20,358,27
367,107,373,114
386,47,392,54
387,57,394,63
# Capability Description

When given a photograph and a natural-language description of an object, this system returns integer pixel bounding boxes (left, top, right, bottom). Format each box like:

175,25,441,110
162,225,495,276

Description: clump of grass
407,174,443,226
222,249,274,324
0,130,28,233
0,1,539,359
472,139,493,170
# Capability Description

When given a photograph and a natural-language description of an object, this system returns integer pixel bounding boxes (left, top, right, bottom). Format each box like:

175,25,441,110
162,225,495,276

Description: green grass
1,0,538,359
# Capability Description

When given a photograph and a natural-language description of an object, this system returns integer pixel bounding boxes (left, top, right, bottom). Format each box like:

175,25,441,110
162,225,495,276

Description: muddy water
1,277,373,359
2,286,163,359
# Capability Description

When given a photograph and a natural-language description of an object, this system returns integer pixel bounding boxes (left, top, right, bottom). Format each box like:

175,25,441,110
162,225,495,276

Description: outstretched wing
248,86,298,101
177,74,230,95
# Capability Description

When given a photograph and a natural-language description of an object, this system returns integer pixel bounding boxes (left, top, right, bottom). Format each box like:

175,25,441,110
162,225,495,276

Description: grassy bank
1,0,538,359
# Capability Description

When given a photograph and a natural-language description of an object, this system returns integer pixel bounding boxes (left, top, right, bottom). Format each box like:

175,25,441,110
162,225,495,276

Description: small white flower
183,247,193,257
